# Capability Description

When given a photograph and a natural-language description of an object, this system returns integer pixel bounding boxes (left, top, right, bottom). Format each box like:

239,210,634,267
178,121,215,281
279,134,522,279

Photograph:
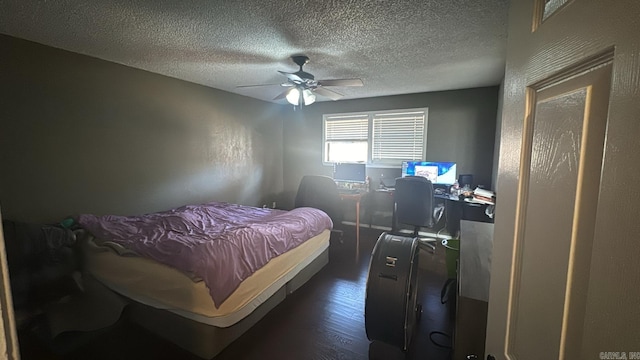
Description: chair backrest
294,175,343,224
394,176,435,228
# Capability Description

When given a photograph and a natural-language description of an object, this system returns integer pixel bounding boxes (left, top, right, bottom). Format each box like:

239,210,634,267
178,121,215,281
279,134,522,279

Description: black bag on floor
2,220,79,328
365,232,421,350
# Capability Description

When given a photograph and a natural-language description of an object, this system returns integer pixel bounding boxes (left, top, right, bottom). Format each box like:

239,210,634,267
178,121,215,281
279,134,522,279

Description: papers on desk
472,187,496,205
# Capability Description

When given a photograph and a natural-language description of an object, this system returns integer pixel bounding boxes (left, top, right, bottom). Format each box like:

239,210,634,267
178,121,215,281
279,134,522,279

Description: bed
76,201,333,358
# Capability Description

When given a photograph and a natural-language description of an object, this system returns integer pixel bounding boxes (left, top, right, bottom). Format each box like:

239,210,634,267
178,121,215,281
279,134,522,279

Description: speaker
458,174,473,187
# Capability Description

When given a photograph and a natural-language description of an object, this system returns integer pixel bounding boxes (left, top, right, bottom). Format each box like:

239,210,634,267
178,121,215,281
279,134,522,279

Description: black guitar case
365,232,421,350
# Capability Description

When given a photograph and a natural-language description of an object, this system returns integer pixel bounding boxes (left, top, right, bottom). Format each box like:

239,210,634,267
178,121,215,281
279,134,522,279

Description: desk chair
392,176,438,252
294,175,344,238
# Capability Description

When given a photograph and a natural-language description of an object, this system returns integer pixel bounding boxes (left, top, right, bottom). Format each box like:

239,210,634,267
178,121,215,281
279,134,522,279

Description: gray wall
0,35,285,223
0,34,500,222
282,87,499,208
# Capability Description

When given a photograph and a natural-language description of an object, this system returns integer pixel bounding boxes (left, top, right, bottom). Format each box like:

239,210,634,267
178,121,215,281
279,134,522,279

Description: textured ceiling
0,0,510,103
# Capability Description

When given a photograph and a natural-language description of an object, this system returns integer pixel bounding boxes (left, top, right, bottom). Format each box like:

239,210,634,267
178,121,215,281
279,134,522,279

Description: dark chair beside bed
294,175,344,239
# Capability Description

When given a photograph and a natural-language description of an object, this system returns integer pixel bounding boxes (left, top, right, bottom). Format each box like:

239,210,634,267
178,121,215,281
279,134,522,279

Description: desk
381,191,493,238
435,194,494,238
338,191,365,260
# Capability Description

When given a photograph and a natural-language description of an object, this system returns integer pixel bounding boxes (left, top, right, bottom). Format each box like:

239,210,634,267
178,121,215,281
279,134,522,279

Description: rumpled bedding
77,202,333,307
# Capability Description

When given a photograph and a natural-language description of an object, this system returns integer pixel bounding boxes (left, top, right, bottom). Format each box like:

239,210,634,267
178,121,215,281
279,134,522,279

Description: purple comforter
77,202,333,307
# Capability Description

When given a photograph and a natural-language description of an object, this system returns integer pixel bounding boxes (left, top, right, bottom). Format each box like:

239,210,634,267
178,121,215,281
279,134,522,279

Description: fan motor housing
291,55,310,67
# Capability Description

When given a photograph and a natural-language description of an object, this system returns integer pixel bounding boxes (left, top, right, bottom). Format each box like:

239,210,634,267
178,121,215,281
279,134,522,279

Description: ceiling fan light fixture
302,88,316,105
286,87,300,105
286,87,316,106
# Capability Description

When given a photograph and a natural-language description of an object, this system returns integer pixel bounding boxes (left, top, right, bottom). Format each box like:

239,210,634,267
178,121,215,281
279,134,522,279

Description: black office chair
294,175,344,235
392,176,439,252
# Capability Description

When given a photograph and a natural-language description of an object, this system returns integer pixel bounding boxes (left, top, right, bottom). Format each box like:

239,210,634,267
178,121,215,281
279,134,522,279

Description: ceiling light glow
286,87,316,106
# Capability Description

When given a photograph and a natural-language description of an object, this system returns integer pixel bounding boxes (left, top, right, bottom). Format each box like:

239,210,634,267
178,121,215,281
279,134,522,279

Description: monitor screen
401,161,457,185
333,163,366,183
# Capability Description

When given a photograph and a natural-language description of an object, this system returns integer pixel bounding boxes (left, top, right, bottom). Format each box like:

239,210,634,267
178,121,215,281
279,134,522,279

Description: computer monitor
333,163,366,183
401,161,457,186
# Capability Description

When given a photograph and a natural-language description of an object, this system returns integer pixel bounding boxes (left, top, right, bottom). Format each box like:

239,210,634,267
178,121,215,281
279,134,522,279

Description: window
323,108,427,165
324,113,369,163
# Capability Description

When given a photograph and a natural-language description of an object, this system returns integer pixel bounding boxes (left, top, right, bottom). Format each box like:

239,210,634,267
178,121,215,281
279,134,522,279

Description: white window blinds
324,114,369,141
324,114,369,162
372,110,426,162
322,108,427,165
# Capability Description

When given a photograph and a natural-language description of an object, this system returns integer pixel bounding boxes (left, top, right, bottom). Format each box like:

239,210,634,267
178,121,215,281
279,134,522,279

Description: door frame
0,208,20,359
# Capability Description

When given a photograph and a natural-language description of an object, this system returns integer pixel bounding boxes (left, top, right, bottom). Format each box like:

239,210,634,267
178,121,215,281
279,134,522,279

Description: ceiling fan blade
313,87,343,101
278,70,304,83
237,82,294,90
317,78,363,87
236,83,282,89
273,89,290,101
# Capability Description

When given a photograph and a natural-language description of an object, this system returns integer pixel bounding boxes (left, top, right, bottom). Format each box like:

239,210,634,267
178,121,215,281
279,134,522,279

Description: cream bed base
81,229,330,358
128,248,328,359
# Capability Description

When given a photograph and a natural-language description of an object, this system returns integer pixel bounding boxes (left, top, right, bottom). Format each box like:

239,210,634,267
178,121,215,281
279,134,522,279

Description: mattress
81,229,330,328
77,202,333,306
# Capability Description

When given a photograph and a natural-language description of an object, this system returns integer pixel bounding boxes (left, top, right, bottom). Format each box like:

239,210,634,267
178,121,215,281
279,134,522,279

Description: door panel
537,0,572,25
512,88,585,360
486,0,640,359
509,62,611,360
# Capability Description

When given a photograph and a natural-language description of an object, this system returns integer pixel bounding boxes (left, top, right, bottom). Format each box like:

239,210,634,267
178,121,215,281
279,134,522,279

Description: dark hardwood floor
19,225,454,360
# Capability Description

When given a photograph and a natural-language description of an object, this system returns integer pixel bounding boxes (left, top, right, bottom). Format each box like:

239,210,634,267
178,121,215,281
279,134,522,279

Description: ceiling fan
239,55,364,107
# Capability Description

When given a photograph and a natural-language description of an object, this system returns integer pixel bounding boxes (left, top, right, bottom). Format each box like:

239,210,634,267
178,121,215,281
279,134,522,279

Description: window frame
322,107,428,167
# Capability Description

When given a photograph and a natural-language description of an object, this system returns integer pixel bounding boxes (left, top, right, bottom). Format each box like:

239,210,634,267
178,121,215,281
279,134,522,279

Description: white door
486,1,640,359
